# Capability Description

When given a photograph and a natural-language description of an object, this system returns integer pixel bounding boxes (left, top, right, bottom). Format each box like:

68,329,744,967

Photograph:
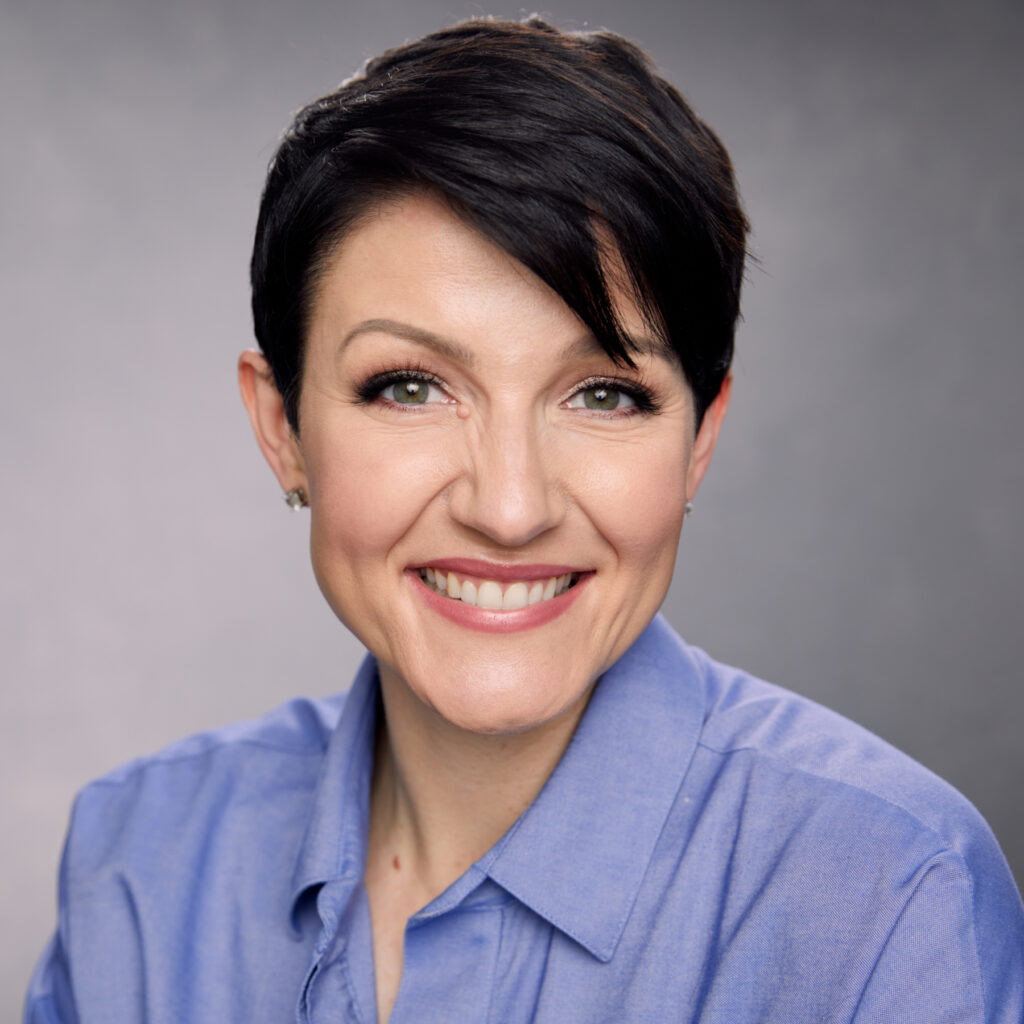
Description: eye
565,383,638,413
355,369,454,409
386,379,445,405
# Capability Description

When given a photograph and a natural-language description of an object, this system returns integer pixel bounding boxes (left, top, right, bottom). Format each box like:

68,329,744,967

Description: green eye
583,386,621,410
391,380,430,404
565,383,640,414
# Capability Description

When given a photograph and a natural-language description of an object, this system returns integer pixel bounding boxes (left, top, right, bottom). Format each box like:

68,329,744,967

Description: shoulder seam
83,737,329,789
695,737,957,854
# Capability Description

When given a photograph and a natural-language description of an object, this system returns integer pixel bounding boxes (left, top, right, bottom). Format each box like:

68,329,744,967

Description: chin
413,665,592,736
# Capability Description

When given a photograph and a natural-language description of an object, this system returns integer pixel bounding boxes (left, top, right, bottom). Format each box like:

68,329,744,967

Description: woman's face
248,193,728,735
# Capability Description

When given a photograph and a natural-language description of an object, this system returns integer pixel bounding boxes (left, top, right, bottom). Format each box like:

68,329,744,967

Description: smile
418,568,579,610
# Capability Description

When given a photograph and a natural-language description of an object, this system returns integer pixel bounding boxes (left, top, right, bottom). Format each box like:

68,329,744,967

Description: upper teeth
420,568,576,610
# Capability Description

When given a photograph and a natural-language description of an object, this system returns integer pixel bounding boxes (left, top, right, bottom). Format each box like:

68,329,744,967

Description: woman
26,17,1024,1024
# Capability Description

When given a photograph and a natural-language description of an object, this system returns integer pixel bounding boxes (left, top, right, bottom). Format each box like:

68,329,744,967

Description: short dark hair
251,16,748,432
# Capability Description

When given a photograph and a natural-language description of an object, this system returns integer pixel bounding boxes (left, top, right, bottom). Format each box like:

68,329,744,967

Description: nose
447,409,565,548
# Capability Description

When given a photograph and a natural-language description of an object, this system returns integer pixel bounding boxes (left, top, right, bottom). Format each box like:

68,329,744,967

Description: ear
237,350,308,495
685,373,732,501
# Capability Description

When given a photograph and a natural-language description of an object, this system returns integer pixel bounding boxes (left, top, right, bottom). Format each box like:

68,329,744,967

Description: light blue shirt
26,616,1024,1022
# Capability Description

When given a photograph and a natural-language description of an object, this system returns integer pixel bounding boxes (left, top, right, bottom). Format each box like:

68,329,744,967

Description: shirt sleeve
23,783,156,1024
853,849,1024,1023
23,933,79,1024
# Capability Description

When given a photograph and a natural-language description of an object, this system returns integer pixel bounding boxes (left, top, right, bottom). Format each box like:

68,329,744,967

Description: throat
366,655,598,903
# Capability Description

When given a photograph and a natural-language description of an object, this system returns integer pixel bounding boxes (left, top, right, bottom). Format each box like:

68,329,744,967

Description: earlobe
237,350,308,495
685,374,732,501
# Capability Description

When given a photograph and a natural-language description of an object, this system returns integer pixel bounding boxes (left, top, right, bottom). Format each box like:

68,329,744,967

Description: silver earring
684,500,694,518
283,487,308,510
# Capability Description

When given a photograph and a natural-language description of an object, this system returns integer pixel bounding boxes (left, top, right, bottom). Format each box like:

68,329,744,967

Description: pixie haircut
251,17,748,432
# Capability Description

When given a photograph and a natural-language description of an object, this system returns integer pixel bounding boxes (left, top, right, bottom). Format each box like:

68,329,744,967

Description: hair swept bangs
251,16,749,431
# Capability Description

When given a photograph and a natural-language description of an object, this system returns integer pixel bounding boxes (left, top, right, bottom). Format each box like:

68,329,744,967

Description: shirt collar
289,614,706,962
289,653,379,919
484,614,706,962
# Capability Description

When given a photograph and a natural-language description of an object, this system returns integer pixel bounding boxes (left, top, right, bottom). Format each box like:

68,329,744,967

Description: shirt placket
297,877,374,1024
389,904,504,1023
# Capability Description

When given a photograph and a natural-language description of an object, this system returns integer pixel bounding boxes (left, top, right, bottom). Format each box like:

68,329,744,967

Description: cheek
305,425,453,566
576,438,690,567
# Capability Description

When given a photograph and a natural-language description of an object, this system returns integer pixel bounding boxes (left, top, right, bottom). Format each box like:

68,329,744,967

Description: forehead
307,192,675,370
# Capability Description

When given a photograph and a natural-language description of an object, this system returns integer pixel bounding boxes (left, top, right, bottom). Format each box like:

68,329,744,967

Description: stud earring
684,501,694,518
283,488,309,510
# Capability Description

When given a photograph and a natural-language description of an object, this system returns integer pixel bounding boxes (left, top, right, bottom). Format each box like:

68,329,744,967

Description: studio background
3,0,1021,1013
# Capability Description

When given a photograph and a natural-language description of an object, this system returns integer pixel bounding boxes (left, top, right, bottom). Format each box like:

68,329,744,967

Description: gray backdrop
3,0,1021,1012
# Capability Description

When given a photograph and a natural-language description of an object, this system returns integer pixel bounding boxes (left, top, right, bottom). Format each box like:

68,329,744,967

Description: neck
367,664,594,906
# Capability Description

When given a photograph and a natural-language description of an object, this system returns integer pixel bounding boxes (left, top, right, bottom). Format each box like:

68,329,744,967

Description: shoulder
680,637,1024,996
63,693,347,881
29,694,355,1021
103,691,346,776
631,616,1006,863
649,626,1024,1016
685,643,984,853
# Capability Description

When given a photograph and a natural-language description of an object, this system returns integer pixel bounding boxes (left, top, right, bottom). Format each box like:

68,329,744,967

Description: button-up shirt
26,616,1024,1022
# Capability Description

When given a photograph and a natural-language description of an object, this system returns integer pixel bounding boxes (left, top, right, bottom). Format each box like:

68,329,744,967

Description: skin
239,192,730,1022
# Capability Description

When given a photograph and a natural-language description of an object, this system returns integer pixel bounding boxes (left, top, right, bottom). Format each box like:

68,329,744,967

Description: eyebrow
337,319,478,366
337,317,670,366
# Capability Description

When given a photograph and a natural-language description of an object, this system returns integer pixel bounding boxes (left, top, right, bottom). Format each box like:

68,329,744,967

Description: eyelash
354,367,451,408
353,367,661,417
565,376,661,417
